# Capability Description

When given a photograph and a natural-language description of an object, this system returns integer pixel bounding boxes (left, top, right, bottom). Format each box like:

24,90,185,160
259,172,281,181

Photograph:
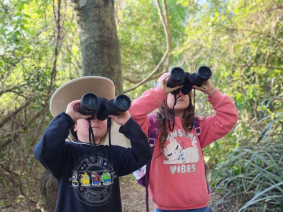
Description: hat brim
50,76,131,148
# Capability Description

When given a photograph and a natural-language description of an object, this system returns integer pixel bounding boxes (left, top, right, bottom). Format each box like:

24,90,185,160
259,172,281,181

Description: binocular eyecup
167,67,185,88
167,66,212,94
79,93,131,120
79,93,100,116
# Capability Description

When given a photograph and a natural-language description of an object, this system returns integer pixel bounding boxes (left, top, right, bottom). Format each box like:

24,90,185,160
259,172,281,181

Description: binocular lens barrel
114,94,131,112
196,66,212,81
167,66,212,94
79,93,132,120
79,93,100,115
171,67,185,80
167,67,185,88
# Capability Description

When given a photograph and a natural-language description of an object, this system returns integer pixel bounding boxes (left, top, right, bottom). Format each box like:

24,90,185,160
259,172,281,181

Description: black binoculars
78,93,131,120
167,66,212,94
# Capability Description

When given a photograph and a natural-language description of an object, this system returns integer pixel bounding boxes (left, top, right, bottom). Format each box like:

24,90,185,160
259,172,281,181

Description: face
164,139,182,161
166,90,191,111
74,116,107,144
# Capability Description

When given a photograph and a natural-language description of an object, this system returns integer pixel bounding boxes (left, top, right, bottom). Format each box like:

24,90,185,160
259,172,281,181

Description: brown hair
156,92,195,156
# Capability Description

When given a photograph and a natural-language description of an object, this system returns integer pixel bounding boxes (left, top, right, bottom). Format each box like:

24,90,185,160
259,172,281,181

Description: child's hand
65,100,92,121
158,73,181,94
109,111,131,126
192,80,217,97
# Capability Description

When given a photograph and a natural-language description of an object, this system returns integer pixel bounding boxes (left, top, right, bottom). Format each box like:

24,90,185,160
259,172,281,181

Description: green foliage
0,0,81,210
117,0,188,98
211,114,283,211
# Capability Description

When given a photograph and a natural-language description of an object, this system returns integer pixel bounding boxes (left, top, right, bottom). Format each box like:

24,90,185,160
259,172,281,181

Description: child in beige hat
34,76,151,212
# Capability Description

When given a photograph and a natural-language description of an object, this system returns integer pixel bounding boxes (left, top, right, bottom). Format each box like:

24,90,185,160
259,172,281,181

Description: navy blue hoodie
34,112,151,212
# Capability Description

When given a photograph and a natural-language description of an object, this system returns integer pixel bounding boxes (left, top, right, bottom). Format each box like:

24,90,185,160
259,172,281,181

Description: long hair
156,92,195,156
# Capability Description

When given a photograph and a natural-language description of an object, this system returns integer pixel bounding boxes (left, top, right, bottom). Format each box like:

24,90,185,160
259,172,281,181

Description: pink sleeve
199,90,238,148
129,87,167,136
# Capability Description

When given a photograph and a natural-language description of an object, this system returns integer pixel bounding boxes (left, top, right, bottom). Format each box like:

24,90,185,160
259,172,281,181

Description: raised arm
191,80,238,148
112,117,152,176
34,100,91,178
129,73,180,135
34,112,75,178
198,90,238,148
129,87,165,135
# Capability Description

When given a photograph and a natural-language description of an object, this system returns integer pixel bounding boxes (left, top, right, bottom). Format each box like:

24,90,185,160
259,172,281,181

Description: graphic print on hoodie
70,153,117,206
162,130,200,174
163,132,200,163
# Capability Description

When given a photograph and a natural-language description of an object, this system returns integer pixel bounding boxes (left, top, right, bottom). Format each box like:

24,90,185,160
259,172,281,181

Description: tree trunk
72,0,123,94
39,169,58,212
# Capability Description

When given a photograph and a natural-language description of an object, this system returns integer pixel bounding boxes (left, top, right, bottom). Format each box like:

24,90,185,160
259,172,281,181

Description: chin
175,106,188,110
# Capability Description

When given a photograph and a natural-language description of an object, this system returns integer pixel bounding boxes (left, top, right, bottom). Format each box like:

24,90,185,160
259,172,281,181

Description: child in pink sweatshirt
129,73,238,212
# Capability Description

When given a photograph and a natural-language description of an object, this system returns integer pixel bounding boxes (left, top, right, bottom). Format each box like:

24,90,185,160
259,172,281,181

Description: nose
178,89,184,96
90,116,99,122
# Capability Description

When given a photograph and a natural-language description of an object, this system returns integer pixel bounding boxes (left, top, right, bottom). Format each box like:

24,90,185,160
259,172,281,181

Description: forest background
0,0,282,211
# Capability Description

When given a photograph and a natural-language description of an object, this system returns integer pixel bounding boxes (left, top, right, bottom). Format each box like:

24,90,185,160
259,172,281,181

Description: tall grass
211,112,283,212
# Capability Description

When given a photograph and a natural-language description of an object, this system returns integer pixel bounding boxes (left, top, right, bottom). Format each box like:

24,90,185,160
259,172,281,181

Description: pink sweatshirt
129,87,238,210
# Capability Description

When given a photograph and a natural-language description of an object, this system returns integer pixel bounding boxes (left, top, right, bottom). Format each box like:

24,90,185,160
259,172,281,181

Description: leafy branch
123,0,173,93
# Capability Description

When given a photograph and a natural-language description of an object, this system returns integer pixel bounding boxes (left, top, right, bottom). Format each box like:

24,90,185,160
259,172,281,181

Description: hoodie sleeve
129,87,167,137
199,90,238,148
113,118,152,176
34,112,75,178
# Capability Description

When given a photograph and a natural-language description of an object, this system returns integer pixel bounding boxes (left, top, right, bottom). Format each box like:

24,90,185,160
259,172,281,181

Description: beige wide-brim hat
50,76,131,148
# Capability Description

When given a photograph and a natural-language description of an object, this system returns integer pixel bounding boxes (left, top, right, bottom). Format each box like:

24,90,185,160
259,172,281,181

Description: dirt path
120,174,224,212
1,173,221,212
120,175,155,212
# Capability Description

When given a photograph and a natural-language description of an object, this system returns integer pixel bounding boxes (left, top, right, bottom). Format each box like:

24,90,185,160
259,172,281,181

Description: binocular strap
87,118,113,164
107,118,113,159
88,119,98,163
168,93,179,131
189,89,196,130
